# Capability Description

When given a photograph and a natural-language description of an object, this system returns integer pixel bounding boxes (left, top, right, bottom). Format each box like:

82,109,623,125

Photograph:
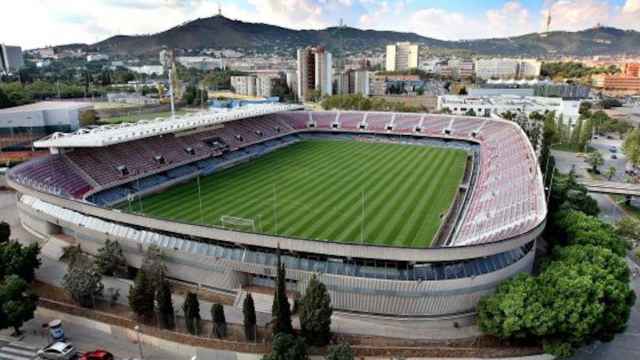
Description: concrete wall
18,196,537,318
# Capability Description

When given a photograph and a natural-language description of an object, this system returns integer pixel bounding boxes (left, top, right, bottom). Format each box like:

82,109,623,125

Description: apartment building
385,42,419,71
296,47,333,100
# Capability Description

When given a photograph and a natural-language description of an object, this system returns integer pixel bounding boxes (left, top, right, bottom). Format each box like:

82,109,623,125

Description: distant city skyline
3,0,640,49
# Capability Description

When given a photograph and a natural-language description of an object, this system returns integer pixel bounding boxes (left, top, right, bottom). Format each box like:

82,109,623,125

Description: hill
90,15,640,57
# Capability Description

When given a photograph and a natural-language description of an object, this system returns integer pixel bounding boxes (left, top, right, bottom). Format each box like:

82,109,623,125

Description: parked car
37,342,77,360
609,146,618,153
79,350,114,360
611,154,618,159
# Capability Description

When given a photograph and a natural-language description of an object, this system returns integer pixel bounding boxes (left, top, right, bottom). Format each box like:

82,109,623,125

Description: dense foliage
262,333,308,360
156,278,175,330
272,249,293,336
300,275,333,346
95,239,128,277
326,343,354,360
0,241,41,283
0,222,10,244
183,292,201,335
0,275,38,335
0,81,105,109
478,244,634,357
183,85,208,106
0,232,40,335
128,269,156,320
541,61,619,79
62,254,103,308
623,128,640,167
243,293,257,341
211,303,227,338
321,94,426,112
552,210,630,256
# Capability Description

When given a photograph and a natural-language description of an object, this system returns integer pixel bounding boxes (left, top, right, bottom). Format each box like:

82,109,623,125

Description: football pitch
126,139,467,248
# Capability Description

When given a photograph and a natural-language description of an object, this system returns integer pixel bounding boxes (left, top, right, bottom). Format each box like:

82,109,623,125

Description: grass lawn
99,109,191,124
126,140,467,248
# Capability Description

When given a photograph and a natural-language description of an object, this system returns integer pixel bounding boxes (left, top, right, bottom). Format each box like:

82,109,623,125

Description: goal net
220,215,256,232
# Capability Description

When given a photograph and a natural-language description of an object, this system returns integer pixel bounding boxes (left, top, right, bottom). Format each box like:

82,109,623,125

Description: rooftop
0,101,93,113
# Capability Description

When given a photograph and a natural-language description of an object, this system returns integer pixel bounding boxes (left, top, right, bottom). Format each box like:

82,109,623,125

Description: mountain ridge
78,15,640,57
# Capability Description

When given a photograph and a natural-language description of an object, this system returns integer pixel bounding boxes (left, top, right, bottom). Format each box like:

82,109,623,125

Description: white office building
385,42,419,71
474,58,541,80
176,56,224,71
437,95,581,124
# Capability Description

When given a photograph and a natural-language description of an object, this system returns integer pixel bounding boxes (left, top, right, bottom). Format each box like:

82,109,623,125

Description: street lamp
134,325,144,360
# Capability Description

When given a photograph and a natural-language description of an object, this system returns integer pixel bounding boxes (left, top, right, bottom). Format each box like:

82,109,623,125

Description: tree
271,249,293,336
95,239,127,277
0,241,40,283
579,117,593,152
547,171,598,217
141,245,167,288
478,245,635,358
553,210,630,256
0,222,10,243
59,244,84,269
263,333,308,360
606,166,616,180
183,292,201,335
62,259,103,308
622,128,640,167
300,275,333,346
570,117,582,146
128,269,155,320
156,278,175,330
579,101,592,116
0,275,38,335
326,343,354,360
616,217,640,243
464,108,476,117
586,151,604,172
211,303,227,338
243,293,257,341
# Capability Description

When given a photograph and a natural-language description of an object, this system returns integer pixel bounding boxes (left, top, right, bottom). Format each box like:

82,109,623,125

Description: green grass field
126,140,467,248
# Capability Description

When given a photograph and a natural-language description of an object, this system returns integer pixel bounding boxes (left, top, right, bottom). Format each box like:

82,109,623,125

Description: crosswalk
0,341,38,360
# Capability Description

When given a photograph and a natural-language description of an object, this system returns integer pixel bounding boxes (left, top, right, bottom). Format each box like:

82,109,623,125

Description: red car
79,350,114,360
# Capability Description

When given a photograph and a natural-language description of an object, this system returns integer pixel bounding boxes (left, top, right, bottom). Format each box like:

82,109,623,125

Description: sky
2,0,640,49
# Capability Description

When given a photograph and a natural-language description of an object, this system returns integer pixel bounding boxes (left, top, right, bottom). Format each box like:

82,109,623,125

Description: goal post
220,215,257,232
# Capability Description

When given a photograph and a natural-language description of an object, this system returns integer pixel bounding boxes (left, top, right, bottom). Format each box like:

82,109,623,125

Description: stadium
7,103,546,319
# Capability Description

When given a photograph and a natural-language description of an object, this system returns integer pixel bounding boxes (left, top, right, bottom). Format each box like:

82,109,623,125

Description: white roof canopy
34,103,303,148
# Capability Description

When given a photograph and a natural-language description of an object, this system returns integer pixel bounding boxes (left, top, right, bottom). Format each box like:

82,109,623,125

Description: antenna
218,2,222,16
545,10,552,33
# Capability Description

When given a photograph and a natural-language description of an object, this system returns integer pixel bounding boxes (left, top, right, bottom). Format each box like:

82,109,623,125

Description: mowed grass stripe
130,140,467,248
284,144,416,239
390,151,459,247
208,141,374,227
368,149,449,245
404,152,466,247
193,141,372,228
140,141,345,216
318,145,428,243
151,141,373,228
139,141,346,220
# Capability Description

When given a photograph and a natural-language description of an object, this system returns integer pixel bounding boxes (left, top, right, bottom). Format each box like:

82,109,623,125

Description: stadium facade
9,104,546,319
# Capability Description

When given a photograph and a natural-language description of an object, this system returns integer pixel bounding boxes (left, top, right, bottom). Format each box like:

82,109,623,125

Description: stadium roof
33,103,303,148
